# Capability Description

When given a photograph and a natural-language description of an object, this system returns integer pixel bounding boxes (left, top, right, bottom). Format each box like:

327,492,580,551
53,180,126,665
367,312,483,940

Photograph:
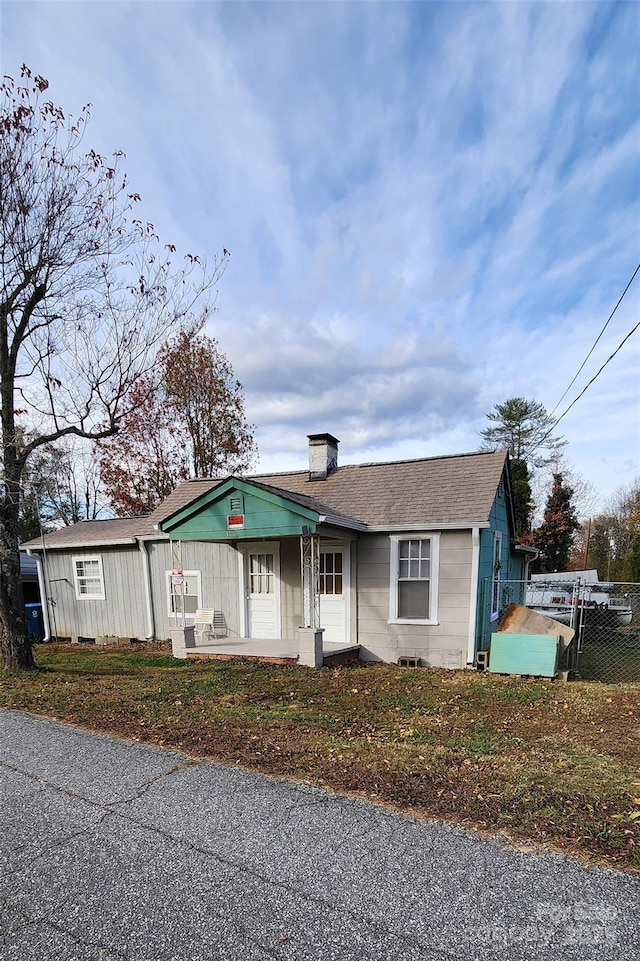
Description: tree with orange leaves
97,331,256,516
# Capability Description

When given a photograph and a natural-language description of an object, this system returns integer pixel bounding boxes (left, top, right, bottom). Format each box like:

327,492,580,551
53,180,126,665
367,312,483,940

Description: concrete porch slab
185,637,298,663
181,637,361,666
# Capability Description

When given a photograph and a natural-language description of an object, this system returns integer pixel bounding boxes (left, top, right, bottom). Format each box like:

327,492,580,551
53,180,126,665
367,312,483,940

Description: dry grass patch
1,644,638,870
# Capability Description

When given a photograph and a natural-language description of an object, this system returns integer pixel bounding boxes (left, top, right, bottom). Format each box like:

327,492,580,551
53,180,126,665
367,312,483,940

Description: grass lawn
1,644,639,871
577,628,640,684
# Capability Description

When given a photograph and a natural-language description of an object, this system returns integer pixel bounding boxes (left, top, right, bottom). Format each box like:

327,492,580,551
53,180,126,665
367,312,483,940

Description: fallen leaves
1,644,639,870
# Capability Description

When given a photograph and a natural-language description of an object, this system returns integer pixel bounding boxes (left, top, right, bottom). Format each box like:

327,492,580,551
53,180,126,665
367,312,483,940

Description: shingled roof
153,448,509,529
21,516,153,550
251,449,509,528
23,448,510,549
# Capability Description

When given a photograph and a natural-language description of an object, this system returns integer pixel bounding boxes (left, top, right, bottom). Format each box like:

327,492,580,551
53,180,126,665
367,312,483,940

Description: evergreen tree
480,397,566,465
532,473,580,573
480,397,566,539
510,458,533,539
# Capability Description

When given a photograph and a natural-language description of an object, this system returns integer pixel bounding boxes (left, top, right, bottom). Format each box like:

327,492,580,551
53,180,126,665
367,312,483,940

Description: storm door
243,547,280,638
319,546,350,644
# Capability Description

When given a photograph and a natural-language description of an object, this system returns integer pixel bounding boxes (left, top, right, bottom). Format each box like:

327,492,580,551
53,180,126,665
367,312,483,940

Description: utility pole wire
548,262,640,419
529,316,640,460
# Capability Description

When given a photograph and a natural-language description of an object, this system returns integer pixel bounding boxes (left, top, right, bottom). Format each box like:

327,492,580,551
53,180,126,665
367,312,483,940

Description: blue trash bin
25,603,45,643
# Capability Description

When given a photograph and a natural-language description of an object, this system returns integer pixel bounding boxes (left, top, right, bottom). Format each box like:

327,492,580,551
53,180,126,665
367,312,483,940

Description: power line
548,262,640,419
552,318,640,429
528,283,640,460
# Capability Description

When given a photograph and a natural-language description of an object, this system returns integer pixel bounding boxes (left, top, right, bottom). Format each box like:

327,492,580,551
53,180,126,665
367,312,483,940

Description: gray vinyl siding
146,539,242,640
39,528,473,667
42,546,147,641
356,530,473,669
39,539,242,642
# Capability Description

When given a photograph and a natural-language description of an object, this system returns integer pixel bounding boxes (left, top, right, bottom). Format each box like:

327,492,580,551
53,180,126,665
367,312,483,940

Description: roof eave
26,538,138,551
365,522,491,533
318,514,368,532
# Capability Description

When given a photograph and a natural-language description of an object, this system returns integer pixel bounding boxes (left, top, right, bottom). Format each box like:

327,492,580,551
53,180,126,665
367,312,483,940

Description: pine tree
480,397,566,465
480,397,566,539
510,458,533,539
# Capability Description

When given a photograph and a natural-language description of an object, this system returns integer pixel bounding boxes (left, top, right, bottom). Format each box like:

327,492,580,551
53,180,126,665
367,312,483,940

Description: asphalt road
1,709,638,960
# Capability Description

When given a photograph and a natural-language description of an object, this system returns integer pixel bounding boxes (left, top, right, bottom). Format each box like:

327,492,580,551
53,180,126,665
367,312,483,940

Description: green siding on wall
161,484,319,541
478,474,526,585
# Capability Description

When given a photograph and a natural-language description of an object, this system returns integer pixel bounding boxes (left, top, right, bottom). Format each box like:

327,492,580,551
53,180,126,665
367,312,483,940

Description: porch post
171,540,185,628
169,539,194,658
300,530,320,628
299,530,323,667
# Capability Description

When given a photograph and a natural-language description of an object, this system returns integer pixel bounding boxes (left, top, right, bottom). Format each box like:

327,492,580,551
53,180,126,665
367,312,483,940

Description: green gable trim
159,477,320,541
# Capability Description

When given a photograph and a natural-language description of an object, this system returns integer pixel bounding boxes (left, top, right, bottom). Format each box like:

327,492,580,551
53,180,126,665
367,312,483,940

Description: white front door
243,546,280,638
319,546,350,645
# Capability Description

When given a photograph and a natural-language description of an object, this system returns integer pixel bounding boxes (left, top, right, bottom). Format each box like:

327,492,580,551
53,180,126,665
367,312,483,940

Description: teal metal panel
489,633,559,677
160,481,319,541
162,477,319,532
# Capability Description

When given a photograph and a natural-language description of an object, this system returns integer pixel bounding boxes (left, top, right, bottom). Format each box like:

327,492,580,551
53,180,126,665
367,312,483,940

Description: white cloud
3,0,639,502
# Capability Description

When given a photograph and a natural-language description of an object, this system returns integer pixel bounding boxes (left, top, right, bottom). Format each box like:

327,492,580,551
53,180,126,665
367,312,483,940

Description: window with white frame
165,570,202,617
73,556,105,600
249,553,274,595
389,535,439,624
491,531,503,619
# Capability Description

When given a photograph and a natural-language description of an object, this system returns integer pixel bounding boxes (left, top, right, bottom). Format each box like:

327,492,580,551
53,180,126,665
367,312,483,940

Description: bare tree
30,437,105,528
15,435,100,539
0,67,227,668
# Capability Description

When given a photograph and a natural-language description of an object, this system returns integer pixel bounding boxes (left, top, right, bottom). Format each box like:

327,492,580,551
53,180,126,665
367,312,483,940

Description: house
23,434,533,668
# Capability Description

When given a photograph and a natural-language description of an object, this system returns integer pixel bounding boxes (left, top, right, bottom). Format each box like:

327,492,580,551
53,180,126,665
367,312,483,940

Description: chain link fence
478,576,640,684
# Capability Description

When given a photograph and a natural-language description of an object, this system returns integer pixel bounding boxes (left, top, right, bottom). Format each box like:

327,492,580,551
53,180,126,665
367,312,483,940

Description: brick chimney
308,433,339,481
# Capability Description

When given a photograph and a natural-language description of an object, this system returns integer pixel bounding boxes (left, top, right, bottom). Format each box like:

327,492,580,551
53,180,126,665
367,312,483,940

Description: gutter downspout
138,539,155,640
523,547,539,581
29,551,51,643
467,527,481,665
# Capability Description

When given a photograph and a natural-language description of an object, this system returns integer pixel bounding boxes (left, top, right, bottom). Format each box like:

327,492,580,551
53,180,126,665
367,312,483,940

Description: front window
166,570,202,617
73,556,105,600
389,535,439,624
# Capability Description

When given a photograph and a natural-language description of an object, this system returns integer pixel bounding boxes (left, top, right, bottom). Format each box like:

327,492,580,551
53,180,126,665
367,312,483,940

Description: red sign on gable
227,514,245,530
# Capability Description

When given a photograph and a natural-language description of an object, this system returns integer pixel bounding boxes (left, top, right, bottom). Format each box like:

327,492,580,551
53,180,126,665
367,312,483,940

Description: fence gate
479,577,640,684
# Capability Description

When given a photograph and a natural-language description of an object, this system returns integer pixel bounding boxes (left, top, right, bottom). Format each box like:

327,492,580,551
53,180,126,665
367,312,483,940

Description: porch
173,633,362,666
160,476,364,668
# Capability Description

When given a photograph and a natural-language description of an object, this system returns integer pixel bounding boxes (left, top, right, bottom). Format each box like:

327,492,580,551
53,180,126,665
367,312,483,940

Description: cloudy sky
3,1,639,508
